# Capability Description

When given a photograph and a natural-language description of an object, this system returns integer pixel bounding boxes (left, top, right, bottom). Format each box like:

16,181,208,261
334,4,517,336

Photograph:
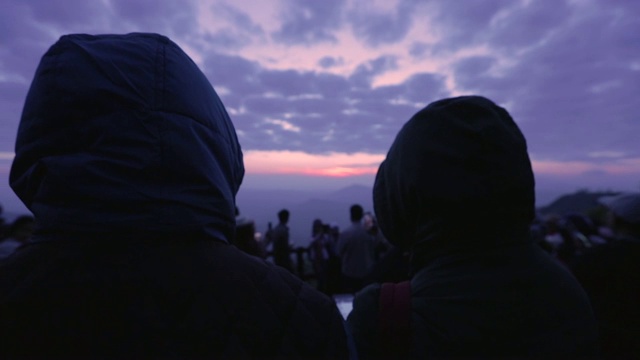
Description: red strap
379,281,412,358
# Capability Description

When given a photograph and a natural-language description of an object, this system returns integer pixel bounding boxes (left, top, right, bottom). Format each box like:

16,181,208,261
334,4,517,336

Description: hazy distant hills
237,185,629,246
321,184,374,208
236,184,374,247
537,190,619,217
1,183,632,245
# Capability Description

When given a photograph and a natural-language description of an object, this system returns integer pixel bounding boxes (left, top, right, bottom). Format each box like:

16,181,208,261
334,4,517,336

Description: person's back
1,239,347,357
272,223,290,257
337,204,375,292
347,96,598,358
0,33,348,358
350,240,596,358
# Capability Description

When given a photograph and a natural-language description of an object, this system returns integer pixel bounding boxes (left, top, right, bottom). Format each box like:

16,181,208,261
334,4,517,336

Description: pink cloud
244,150,640,179
532,158,640,176
299,167,377,177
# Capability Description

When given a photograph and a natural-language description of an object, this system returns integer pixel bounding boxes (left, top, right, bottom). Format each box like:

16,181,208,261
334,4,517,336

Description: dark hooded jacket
347,96,598,358
0,33,348,359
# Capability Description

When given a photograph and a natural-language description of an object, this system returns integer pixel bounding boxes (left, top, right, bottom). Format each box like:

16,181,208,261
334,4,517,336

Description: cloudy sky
1,0,639,212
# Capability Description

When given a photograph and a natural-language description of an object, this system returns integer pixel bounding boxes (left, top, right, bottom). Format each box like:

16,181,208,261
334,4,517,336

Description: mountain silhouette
236,184,374,246
537,190,618,216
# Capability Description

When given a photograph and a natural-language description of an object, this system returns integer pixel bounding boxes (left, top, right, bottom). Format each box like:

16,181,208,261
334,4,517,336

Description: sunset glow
2,151,639,180
243,150,383,177
1,0,638,212
531,158,640,176
241,150,640,178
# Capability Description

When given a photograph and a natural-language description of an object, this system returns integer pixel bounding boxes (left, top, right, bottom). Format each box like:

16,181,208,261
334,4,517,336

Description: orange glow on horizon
2,151,640,178
300,167,378,177
243,150,384,177
242,150,640,178
265,166,377,177
531,159,640,176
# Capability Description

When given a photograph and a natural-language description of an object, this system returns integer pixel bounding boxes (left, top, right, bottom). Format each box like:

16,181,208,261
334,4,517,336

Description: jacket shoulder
346,283,382,359
0,240,349,358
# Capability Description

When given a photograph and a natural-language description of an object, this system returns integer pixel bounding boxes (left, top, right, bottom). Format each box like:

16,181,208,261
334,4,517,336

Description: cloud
258,70,325,97
28,0,106,28
0,81,29,151
425,0,515,51
409,41,431,58
446,0,640,165
348,0,418,47
588,151,626,159
453,56,496,80
202,30,253,49
318,56,343,69
199,3,266,50
349,55,399,87
265,119,302,133
215,3,265,36
108,0,199,37
531,157,640,195
203,49,450,154
485,0,572,50
0,0,638,196
272,0,347,45
0,3,57,82
204,53,264,100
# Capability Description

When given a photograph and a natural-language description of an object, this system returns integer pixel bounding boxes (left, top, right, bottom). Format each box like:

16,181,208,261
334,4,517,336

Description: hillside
236,184,375,246
537,190,619,216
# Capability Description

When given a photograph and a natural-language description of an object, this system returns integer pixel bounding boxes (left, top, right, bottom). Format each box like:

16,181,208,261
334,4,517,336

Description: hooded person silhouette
348,96,598,359
0,33,348,359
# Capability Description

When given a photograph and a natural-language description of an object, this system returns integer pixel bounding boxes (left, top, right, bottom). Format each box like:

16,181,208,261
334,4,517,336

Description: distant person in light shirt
337,204,375,293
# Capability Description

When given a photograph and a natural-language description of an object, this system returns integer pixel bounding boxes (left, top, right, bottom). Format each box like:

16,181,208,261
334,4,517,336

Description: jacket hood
373,96,535,268
10,33,244,242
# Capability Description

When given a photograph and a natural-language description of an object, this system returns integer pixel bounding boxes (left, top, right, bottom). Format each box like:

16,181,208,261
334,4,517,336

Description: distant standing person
266,209,293,272
309,219,330,293
325,223,343,295
337,204,375,293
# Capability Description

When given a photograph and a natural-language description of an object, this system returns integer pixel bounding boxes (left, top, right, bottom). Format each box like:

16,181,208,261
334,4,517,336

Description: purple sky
1,0,639,212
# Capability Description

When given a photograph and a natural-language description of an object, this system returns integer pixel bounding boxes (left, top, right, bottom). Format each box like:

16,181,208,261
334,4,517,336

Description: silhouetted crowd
230,192,640,359
0,207,34,260
231,204,399,295
1,32,638,359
